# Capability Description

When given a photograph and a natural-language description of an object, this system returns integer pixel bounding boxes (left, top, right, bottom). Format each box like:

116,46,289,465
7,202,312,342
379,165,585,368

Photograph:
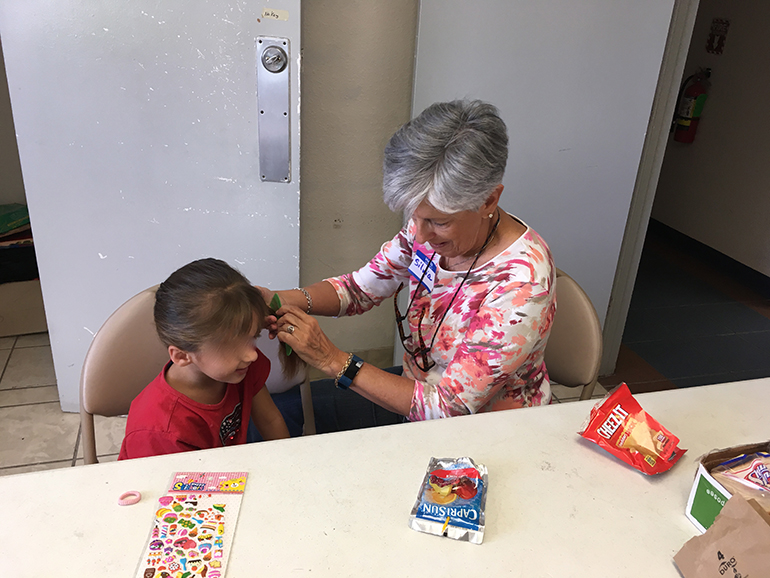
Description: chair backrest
80,286,169,463
544,268,603,399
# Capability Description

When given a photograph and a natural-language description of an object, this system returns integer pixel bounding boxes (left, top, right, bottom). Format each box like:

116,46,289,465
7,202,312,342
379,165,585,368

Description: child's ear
168,345,193,367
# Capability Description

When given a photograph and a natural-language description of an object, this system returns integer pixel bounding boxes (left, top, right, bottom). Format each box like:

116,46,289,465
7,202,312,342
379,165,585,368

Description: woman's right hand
273,304,346,377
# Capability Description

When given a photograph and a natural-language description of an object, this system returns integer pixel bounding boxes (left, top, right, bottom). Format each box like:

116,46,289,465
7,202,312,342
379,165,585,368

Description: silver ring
287,325,295,334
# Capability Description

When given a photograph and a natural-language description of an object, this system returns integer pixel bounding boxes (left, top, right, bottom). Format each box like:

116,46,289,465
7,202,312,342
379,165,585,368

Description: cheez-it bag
579,383,686,475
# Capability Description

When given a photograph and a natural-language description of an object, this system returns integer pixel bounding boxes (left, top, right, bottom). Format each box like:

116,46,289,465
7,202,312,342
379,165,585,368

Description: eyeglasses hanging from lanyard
393,212,501,372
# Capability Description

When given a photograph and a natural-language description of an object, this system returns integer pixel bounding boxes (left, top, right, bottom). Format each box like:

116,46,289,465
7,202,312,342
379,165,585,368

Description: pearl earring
488,213,494,219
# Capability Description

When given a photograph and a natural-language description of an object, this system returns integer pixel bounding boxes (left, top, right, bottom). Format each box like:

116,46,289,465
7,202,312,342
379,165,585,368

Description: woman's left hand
274,304,345,376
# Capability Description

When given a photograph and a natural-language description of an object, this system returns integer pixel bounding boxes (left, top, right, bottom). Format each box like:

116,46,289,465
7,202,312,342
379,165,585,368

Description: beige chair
80,286,314,464
544,268,603,401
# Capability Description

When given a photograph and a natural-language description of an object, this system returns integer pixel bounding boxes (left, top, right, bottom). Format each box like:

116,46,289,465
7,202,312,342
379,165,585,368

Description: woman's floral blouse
326,214,556,420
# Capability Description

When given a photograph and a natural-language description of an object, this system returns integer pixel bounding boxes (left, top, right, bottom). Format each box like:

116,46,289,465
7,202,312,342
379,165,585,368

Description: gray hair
382,100,508,216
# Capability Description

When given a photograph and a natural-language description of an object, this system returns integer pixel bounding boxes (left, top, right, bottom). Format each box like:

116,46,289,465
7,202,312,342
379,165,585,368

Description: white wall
0,1,301,411
652,0,770,276
413,0,676,324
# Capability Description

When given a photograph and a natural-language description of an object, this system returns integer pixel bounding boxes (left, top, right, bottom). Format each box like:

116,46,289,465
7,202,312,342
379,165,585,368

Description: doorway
0,37,46,337
602,0,770,393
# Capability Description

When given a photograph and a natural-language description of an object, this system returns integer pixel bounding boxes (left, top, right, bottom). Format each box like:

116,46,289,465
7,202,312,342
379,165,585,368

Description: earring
488,213,494,219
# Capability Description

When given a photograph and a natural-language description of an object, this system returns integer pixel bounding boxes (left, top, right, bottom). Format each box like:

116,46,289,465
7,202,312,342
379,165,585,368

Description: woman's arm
273,304,415,416
259,281,341,317
262,224,414,320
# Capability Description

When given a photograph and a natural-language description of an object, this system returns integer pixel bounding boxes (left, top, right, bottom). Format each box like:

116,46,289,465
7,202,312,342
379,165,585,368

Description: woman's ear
481,184,504,215
168,345,193,367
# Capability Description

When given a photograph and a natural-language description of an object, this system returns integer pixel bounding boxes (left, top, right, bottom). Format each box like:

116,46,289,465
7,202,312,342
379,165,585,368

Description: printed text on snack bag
597,404,629,439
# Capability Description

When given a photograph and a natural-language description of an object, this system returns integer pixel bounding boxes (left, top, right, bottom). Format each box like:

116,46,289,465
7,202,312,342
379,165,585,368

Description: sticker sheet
135,472,248,578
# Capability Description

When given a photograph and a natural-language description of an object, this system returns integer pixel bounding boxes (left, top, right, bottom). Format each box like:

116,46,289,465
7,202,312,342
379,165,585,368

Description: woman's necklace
444,210,501,271
419,210,502,355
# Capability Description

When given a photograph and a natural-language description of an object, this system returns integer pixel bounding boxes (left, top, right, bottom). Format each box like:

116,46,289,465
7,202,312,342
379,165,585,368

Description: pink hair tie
118,490,142,506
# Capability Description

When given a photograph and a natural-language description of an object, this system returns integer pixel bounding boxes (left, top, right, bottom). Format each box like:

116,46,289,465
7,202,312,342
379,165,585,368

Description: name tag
408,250,436,292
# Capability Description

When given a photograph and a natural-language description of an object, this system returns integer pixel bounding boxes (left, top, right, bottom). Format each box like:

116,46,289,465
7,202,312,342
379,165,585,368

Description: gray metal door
0,1,301,410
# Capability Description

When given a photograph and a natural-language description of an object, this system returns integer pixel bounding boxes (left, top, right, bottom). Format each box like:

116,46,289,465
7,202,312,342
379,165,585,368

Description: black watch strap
336,355,364,390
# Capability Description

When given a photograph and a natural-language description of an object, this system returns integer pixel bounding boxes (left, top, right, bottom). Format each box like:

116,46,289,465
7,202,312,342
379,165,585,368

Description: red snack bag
579,383,687,475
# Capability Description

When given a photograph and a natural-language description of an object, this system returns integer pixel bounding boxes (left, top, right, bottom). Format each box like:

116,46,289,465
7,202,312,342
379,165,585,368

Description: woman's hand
274,304,346,376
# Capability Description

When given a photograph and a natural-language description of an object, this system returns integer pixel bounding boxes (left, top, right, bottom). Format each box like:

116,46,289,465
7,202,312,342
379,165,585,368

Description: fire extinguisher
673,68,711,144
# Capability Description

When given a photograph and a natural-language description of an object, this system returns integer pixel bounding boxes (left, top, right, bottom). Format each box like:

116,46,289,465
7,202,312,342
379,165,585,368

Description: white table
4,379,768,576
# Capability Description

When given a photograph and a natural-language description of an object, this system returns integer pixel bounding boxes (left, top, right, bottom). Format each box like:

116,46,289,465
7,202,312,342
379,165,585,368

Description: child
118,258,290,460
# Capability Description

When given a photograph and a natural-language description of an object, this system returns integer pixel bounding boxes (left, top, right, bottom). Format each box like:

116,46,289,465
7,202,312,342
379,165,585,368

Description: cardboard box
685,441,770,533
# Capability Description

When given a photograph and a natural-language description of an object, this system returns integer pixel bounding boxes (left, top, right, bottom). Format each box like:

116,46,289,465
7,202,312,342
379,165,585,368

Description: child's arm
250,387,291,440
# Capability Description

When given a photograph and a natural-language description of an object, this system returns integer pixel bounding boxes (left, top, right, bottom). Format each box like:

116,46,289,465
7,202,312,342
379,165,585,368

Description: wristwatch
336,354,364,390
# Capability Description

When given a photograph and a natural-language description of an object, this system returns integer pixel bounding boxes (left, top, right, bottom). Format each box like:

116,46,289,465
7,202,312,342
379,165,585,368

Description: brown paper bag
674,495,770,577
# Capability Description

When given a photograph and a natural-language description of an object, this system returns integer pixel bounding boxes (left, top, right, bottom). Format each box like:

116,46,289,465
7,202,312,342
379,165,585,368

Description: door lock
261,46,288,73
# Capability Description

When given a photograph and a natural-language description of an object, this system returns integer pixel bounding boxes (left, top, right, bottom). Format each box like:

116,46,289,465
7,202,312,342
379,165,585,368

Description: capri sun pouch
409,456,488,544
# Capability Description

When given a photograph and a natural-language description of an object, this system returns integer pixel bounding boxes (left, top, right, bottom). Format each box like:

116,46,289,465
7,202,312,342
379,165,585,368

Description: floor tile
549,383,584,402
630,253,730,309
591,383,608,398
0,345,56,390
15,332,50,348
670,372,743,388
0,348,10,375
599,344,674,388
625,379,681,395
74,453,119,467
76,415,127,459
719,302,770,334
0,459,72,477
0,385,59,408
692,333,770,374
0,336,15,350
745,300,770,321
627,333,770,381
0,402,80,468
624,302,770,344
737,331,770,357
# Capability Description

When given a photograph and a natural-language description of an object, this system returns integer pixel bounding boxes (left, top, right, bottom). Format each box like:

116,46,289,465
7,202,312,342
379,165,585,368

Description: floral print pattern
325,214,556,420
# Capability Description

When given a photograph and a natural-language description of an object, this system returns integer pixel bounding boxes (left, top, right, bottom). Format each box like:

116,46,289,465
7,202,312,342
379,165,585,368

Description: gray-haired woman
263,100,556,432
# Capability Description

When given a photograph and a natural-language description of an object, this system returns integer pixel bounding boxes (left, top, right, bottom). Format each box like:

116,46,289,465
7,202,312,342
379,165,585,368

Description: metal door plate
257,37,291,183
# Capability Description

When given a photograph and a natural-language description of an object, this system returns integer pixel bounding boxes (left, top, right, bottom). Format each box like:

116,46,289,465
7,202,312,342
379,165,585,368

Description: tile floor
0,330,608,477
601,219,770,394
0,332,125,476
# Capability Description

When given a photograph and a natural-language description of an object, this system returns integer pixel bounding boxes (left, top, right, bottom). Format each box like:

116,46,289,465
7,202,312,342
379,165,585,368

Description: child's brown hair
155,258,301,377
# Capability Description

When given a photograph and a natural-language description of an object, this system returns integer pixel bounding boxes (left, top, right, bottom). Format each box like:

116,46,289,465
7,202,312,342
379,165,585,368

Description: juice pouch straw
409,457,488,544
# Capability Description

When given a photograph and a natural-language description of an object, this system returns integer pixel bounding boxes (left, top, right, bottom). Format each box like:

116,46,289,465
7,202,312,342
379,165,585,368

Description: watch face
336,356,363,390
345,358,363,378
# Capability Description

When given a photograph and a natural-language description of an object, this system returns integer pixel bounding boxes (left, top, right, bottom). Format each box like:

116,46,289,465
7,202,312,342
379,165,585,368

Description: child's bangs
199,286,268,345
